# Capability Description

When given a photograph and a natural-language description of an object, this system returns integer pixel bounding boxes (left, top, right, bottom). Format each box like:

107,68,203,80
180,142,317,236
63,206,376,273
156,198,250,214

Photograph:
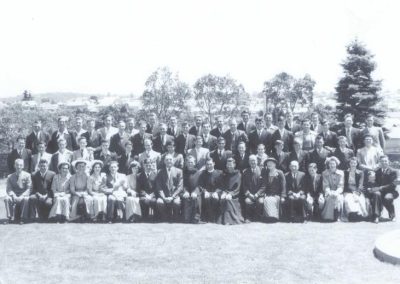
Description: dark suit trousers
182,195,201,223
370,191,398,218
29,195,53,220
156,197,181,222
288,196,307,221
139,197,157,220
202,194,220,222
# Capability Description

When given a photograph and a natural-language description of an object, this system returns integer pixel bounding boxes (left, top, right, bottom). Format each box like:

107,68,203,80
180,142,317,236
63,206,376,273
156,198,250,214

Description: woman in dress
87,160,107,222
343,157,369,221
49,161,72,222
125,161,142,222
320,156,345,221
216,157,244,225
256,158,286,222
69,159,94,222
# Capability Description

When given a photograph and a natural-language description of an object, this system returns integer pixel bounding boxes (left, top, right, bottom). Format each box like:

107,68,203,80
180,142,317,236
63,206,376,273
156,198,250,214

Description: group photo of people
4,110,399,225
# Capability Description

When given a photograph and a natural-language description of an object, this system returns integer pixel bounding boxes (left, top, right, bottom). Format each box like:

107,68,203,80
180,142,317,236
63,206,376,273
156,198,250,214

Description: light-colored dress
87,173,107,219
320,169,344,221
69,173,93,221
49,174,71,219
343,171,369,220
125,173,142,221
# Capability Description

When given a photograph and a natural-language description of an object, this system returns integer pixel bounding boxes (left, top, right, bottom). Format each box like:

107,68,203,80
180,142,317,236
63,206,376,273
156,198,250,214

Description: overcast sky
0,0,399,98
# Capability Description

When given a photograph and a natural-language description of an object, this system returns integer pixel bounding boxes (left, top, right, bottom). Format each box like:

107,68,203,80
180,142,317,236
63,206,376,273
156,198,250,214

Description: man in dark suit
117,141,136,175
368,155,399,223
248,117,271,154
303,163,323,219
152,123,174,154
47,116,77,154
237,110,256,135
337,114,362,152
109,121,131,156
131,122,153,156
318,119,338,151
137,157,158,220
7,136,32,173
175,122,196,156
287,139,308,173
234,142,249,172
209,137,233,171
155,154,183,222
306,136,332,173
223,118,248,153
93,140,118,174
243,155,263,221
285,160,307,222
25,120,50,155
85,118,101,149
210,115,225,138
189,115,203,136
201,121,218,151
29,159,55,221
331,136,354,171
49,138,73,174
272,115,294,153
145,112,158,135
71,117,88,150
310,112,323,133
269,140,289,173
167,116,180,138
285,112,301,133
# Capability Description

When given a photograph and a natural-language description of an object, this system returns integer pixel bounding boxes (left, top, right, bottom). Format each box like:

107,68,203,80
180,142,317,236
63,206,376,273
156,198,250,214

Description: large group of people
4,110,398,225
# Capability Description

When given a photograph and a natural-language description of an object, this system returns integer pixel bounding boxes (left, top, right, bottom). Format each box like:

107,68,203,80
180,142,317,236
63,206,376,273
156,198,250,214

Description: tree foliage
335,39,384,126
141,67,192,121
193,74,249,123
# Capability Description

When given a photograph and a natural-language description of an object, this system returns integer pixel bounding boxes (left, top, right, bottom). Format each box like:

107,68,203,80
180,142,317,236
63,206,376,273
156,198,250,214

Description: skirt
216,198,244,225
125,196,141,221
262,195,281,220
320,194,343,221
69,194,94,221
49,194,71,220
92,193,107,218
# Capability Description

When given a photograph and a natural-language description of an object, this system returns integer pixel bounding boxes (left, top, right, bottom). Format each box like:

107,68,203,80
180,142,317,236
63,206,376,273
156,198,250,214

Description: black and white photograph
0,0,399,283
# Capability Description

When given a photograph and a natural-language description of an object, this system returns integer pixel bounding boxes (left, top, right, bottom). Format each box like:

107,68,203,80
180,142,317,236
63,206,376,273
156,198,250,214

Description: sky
0,0,399,98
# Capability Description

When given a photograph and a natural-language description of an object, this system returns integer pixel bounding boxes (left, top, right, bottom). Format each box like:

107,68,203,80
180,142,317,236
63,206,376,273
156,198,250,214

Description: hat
72,159,88,170
91,160,104,170
57,161,70,170
264,157,278,166
325,156,340,167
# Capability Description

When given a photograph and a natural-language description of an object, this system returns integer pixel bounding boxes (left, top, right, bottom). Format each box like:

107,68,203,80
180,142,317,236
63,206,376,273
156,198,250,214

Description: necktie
293,174,297,190
244,123,247,132
219,150,222,158
346,128,352,145
36,153,42,170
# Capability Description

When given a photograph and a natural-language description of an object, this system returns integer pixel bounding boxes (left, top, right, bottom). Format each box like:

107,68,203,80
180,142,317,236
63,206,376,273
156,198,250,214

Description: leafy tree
193,74,249,123
141,67,192,121
335,39,384,126
22,90,33,101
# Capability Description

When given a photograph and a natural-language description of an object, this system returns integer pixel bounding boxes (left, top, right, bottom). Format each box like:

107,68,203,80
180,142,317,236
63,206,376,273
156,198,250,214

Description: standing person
87,160,107,222
201,121,218,151
125,161,142,222
285,112,301,133
361,114,386,150
7,136,32,174
223,118,249,154
357,135,383,173
49,138,73,174
337,114,361,152
272,115,294,153
310,112,322,133
343,157,368,222
138,139,161,170
243,155,263,221
303,163,323,220
47,116,77,154
117,141,136,175
126,117,139,137
264,112,278,134
257,158,286,222
30,141,52,173
167,116,180,138
25,120,50,155
109,120,130,156
97,115,118,142
131,121,153,156
187,136,209,170
181,155,202,224
216,158,244,225
71,117,88,149
86,118,101,149
294,119,318,151
248,117,270,154
367,155,398,223
209,137,233,171
137,158,158,221
49,162,71,222
69,160,93,222
155,154,184,222
210,115,225,138
198,158,222,223
286,161,307,222
269,140,289,173
161,141,184,169
287,139,307,173
306,136,331,174
93,139,118,174
4,159,32,224
175,122,196,157
320,157,344,222
145,112,158,135
72,137,92,162
318,119,338,151
29,159,55,222
234,142,249,173
332,136,354,171
152,123,174,154
189,115,203,136
237,110,256,135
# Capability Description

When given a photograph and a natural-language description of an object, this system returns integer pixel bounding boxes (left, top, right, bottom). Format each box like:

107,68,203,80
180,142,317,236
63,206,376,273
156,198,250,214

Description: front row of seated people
4,152,398,225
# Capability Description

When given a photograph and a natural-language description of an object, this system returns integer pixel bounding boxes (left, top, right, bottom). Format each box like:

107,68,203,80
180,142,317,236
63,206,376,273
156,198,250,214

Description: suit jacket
155,166,183,198
175,133,196,156
7,148,32,173
109,132,131,156
242,166,263,195
31,170,56,197
6,171,32,196
210,127,224,138
248,129,271,154
361,126,386,150
237,121,256,135
272,129,294,152
138,150,161,170
337,126,361,151
97,126,118,142
234,153,250,172
285,171,306,195
167,127,181,138
93,150,118,174
47,130,77,154
152,133,174,154
375,167,397,193
187,147,209,170
303,173,322,198
72,148,92,161
202,134,218,151
223,129,249,153
71,130,88,150
145,123,159,136
189,125,202,136
161,152,184,169
117,152,136,175
130,132,152,156
30,152,52,173
209,149,233,171
318,131,338,150
25,131,50,154
332,147,354,171
306,148,332,174
137,170,157,196
270,150,289,173
85,130,101,148
285,122,301,134
287,150,308,173
49,150,73,174
198,169,222,192
104,172,127,191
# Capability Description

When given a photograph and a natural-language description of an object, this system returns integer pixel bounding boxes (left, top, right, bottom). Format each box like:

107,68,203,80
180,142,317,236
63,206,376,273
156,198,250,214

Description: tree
193,74,249,123
22,90,33,101
141,67,192,121
335,39,384,126
262,72,315,121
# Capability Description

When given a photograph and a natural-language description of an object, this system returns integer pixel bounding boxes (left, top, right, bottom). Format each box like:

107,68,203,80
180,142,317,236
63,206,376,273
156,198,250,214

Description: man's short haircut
255,117,263,123
308,163,317,169
78,137,87,142
110,161,119,167
16,136,25,142
181,121,189,127
217,136,225,143
165,140,175,147
57,138,67,144
39,159,49,165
